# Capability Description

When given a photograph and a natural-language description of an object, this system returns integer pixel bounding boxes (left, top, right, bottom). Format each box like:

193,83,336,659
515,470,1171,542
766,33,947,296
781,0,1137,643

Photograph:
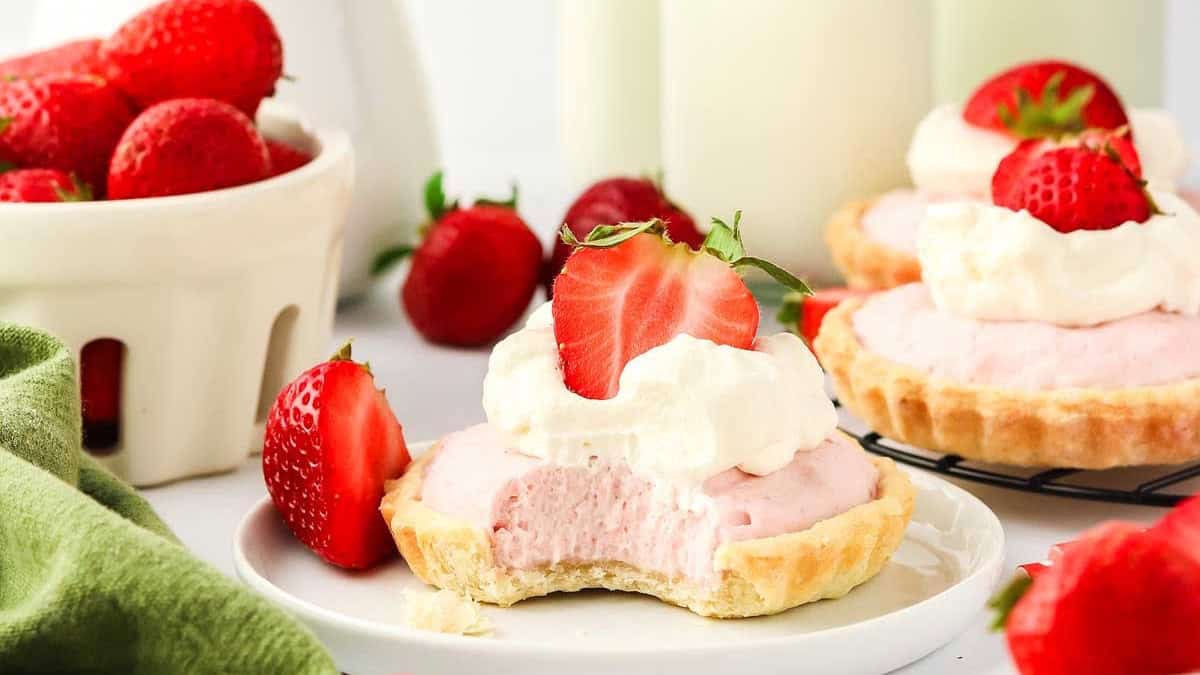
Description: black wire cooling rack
833,399,1200,508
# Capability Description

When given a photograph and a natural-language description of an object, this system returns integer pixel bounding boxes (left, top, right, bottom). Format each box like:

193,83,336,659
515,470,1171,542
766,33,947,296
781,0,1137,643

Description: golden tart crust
826,199,922,290
380,436,914,619
816,298,1200,468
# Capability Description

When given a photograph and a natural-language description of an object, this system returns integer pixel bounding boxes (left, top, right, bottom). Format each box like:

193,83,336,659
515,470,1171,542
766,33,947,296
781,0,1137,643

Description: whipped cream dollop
917,192,1200,326
906,105,1191,198
481,303,838,489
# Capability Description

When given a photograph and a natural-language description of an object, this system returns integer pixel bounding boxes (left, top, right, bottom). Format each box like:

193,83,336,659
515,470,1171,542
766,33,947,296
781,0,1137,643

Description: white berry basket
0,104,354,486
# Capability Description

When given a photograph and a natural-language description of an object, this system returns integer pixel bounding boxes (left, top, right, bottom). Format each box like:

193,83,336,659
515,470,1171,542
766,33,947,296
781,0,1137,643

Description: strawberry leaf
562,219,666,248
702,211,747,262
370,244,416,276
423,170,456,222
0,160,13,175
705,211,812,295
988,572,1034,631
733,257,812,294
776,291,805,328
999,71,1094,140
0,117,10,135
54,174,92,202
475,183,519,210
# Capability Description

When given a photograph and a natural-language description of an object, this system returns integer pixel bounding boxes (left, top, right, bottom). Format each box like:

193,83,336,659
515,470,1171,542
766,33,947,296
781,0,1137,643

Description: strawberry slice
552,213,810,400
262,343,411,569
963,60,1129,139
777,287,871,347
991,496,1200,675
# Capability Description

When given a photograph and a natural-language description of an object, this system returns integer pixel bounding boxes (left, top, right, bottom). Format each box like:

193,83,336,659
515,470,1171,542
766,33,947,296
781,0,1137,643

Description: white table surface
142,279,1176,675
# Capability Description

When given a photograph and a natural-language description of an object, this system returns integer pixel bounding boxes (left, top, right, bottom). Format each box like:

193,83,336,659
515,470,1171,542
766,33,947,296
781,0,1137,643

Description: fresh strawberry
964,60,1129,139
777,287,872,347
373,172,543,346
265,138,313,177
262,343,410,569
0,74,135,190
80,338,123,450
107,98,270,199
992,496,1200,675
546,177,704,295
991,128,1154,233
0,169,91,203
0,39,106,79
101,0,283,117
552,212,810,400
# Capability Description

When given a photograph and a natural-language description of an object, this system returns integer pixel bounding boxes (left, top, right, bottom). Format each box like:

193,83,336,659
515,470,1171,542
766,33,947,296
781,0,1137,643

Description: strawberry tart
827,60,1191,290
381,217,914,618
818,129,1200,468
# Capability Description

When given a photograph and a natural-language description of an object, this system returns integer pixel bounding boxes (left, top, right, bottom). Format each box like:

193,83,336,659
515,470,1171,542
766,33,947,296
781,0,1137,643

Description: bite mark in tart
381,216,915,617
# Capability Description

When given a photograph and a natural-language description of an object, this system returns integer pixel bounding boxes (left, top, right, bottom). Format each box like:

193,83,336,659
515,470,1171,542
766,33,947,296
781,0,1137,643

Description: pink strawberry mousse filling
419,424,879,582
854,284,1200,390
862,189,982,254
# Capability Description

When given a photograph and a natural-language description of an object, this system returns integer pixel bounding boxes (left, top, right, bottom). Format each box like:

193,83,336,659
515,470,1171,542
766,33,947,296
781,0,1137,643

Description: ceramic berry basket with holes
0,103,354,486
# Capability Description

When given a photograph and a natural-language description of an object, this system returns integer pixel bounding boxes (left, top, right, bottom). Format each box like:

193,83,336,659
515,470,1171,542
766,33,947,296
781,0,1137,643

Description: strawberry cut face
263,346,410,569
553,232,759,400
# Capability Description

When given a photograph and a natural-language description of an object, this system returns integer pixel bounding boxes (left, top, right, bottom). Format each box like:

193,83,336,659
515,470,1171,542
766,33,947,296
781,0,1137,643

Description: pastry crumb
402,589,493,636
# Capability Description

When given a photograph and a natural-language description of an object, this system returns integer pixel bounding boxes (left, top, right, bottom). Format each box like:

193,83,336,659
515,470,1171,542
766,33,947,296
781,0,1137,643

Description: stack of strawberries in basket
0,0,311,204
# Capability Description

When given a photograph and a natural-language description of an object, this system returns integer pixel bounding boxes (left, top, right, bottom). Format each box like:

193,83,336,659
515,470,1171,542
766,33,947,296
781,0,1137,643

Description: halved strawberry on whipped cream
817,129,1200,469
828,59,1192,291
381,215,915,618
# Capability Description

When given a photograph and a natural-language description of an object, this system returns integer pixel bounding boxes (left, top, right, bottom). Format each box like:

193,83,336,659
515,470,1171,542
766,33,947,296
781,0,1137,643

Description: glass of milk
933,0,1165,105
660,0,933,284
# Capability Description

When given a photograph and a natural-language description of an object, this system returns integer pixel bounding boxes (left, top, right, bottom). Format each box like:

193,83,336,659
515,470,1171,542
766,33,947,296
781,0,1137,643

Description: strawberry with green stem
552,211,811,400
374,171,543,347
990,496,1200,675
963,60,1129,139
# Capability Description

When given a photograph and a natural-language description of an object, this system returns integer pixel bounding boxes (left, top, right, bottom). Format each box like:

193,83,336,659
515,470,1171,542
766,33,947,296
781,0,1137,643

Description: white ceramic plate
234,442,1006,675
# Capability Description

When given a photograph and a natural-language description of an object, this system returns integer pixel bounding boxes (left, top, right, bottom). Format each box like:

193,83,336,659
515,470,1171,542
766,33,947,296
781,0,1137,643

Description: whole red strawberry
0,39,106,79
993,497,1200,675
80,338,123,451
777,287,871,348
265,138,313,177
991,128,1154,233
546,177,704,295
377,172,544,347
553,212,810,400
101,0,283,118
108,98,270,199
0,169,91,203
0,74,134,190
263,343,411,569
964,60,1128,139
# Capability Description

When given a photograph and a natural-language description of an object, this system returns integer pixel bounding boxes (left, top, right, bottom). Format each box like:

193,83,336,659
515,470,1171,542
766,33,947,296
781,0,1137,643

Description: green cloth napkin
0,324,337,675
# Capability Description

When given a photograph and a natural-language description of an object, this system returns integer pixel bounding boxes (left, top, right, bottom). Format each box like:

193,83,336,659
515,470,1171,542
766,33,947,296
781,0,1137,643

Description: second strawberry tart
382,218,914,618
818,129,1200,468
827,59,1191,290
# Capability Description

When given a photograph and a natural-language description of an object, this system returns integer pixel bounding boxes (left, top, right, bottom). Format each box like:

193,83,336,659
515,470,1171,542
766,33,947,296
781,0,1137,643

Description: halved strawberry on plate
263,342,411,569
552,212,811,400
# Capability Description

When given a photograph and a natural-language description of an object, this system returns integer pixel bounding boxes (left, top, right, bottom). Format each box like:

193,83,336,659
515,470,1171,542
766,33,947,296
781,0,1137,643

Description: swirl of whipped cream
481,303,837,489
917,192,1200,327
906,105,1190,198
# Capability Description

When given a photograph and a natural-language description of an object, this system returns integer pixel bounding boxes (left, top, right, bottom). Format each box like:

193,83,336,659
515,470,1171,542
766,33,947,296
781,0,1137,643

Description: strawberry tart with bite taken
381,215,914,618
827,59,1191,290
818,127,1200,468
